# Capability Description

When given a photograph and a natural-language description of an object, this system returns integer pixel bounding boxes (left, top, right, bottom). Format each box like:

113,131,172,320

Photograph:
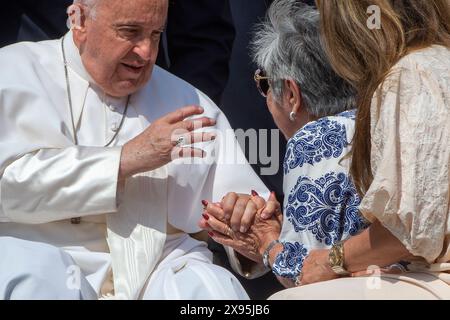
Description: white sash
106,166,168,299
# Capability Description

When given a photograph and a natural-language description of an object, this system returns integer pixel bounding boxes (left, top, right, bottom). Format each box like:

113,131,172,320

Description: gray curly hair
251,0,356,117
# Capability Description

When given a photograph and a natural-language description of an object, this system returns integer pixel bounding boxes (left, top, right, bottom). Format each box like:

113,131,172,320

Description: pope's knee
0,237,89,300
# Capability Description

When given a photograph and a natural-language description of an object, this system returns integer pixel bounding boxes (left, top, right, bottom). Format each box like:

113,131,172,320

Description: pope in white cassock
0,0,269,299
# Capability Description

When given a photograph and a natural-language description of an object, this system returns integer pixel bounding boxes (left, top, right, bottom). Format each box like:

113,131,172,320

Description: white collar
62,30,128,106
63,30,95,84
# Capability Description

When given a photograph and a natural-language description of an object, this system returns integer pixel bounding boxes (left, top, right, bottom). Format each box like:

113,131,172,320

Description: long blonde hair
316,0,450,195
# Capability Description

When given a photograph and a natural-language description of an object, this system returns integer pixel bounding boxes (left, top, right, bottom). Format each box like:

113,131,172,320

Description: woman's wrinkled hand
219,191,266,233
205,190,282,235
198,192,283,264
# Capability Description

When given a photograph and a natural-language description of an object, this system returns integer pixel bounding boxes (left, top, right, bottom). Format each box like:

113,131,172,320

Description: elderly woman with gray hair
199,0,372,290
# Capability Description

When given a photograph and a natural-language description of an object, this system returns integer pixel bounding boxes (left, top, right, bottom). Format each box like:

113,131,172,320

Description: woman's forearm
344,220,414,273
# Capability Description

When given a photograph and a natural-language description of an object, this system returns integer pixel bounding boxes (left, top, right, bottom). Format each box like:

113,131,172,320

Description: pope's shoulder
0,38,59,64
140,65,221,117
149,65,217,107
0,39,61,86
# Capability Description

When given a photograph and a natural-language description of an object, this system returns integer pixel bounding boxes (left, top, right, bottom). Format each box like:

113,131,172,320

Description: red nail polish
208,231,215,237
251,190,259,197
202,200,208,208
202,213,210,221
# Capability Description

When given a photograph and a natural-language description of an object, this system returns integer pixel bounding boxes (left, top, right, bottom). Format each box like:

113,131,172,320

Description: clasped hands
198,191,283,265
198,192,341,286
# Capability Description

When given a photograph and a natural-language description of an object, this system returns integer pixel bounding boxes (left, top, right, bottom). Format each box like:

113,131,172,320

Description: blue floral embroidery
283,116,352,175
336,110,356,120
272,242,308,280
285,172,368,246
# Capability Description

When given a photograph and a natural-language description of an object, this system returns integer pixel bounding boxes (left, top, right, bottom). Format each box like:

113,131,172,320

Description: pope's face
77,0,168,97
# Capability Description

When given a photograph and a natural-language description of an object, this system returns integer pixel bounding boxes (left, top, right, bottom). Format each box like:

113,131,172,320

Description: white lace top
360,45,450,266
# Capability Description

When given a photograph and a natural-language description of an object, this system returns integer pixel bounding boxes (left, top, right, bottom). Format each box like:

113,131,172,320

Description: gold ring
225,226,233,237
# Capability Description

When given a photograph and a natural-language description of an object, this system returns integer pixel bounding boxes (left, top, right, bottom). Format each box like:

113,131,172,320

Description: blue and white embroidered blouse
272,110,370,281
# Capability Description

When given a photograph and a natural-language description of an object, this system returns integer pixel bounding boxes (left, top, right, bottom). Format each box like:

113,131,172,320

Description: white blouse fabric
273,110,369,281
359,45,450,267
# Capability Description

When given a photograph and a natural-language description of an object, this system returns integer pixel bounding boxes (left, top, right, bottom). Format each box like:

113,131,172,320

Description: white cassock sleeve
0,43,123,224
207,111,271,279
0,146,121,224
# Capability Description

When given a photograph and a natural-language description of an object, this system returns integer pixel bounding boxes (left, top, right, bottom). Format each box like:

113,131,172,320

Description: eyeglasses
254,69,271,97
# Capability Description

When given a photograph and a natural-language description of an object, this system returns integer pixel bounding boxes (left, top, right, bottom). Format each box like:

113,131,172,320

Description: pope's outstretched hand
119,105,216,181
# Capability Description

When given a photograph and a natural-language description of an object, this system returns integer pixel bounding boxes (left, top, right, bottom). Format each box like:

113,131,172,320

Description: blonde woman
269,0,450,299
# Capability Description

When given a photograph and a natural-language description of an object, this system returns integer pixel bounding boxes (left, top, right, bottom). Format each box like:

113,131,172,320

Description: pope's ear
67,4,88,40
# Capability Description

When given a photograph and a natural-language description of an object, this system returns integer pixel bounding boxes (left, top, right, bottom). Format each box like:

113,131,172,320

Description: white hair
73,0,100,18
74,0,98,6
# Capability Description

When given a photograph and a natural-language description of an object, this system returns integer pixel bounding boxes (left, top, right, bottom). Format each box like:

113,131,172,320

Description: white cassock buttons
109,105,116,112
111,122,119,132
